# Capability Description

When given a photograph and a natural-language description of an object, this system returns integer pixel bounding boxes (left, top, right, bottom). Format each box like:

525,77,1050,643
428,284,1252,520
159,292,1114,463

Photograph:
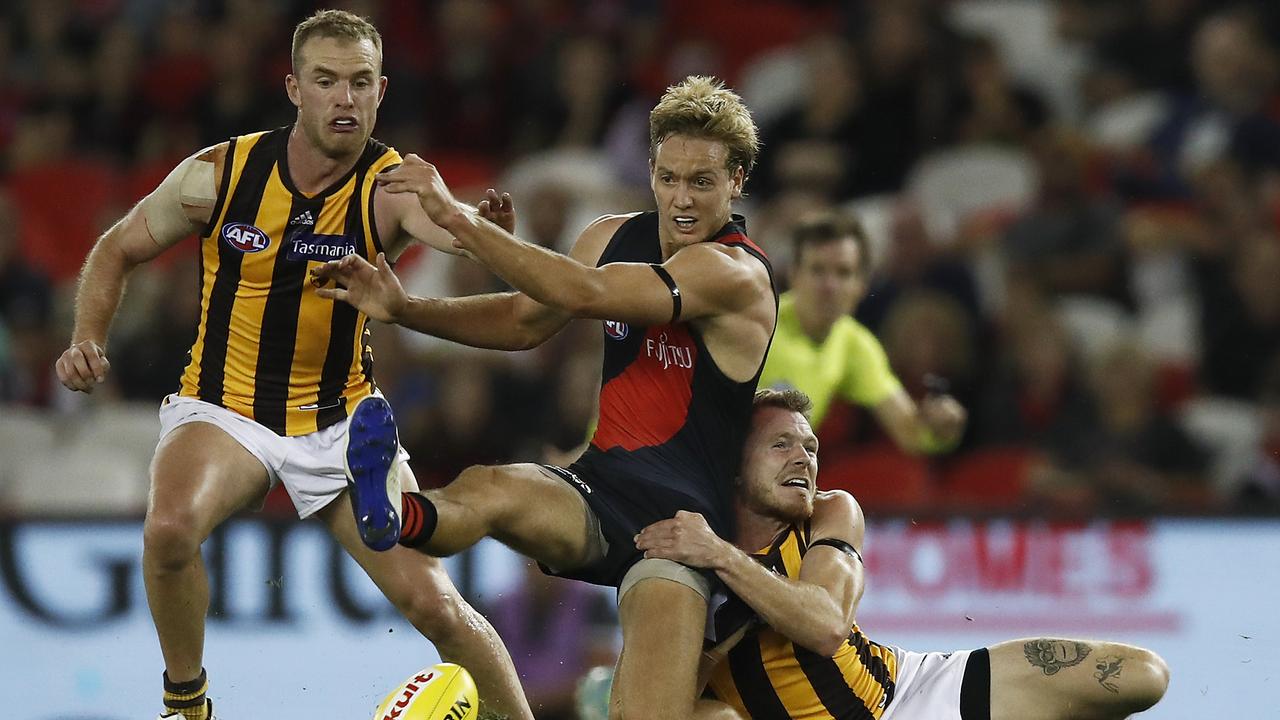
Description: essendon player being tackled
314,76,777,719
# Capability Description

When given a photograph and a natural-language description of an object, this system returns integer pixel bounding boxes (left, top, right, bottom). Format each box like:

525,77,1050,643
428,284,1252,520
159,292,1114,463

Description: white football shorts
881,647,979,720
157,393,412,519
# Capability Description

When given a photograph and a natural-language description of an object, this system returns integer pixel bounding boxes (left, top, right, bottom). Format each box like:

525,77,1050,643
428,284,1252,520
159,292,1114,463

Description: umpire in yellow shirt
760,210,966,454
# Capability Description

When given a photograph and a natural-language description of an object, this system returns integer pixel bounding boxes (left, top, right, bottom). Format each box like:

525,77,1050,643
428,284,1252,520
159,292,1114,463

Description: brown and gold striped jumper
178,126,400,436
709,521,899,719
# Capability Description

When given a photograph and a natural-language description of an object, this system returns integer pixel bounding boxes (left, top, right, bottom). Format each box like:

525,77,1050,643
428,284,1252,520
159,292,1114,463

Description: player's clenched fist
635,510,732,570
375,153,464,229
56,339,110,393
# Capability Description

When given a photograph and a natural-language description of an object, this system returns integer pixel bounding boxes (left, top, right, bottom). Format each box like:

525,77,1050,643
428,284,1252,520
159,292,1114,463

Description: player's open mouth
673,216,696,231
782,477,808,488
330,117,358,132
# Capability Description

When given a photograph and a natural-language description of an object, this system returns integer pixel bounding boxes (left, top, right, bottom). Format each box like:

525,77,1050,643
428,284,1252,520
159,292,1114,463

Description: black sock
398,492,438,548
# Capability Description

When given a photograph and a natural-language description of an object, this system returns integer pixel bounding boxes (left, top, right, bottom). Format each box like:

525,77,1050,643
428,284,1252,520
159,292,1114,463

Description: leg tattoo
1023,639,1093,676
1093,656,1124,694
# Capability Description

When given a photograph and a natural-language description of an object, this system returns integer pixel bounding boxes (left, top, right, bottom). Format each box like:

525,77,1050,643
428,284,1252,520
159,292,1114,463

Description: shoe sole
344,395,401,552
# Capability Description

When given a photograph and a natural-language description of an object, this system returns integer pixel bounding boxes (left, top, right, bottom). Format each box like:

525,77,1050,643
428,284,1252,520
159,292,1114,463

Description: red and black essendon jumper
547,211,776,588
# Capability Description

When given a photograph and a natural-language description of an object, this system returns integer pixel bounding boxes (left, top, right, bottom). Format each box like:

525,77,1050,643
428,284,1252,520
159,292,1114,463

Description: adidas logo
291,210,315,226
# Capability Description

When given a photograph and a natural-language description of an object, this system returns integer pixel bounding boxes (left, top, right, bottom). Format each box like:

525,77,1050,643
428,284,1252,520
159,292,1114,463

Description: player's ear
285,74,301,108
377,76,388,106
730,165,745,199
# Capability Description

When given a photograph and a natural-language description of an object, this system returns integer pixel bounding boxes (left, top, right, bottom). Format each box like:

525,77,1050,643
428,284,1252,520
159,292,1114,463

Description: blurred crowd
2,0,1279,518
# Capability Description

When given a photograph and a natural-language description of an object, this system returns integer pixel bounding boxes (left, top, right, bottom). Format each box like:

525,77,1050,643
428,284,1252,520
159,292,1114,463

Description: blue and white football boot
343,395,403,552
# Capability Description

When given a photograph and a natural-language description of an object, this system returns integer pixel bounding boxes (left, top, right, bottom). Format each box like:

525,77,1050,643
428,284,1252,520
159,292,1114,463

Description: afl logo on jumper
604,320,629,340
221,223,270,253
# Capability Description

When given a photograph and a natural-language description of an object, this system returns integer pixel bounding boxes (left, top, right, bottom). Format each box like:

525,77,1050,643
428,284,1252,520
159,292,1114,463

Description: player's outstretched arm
635,493,865,657
441,216,768,327
312,204,620,351
379,153,768,326
314,252,562,350
57,145,220,393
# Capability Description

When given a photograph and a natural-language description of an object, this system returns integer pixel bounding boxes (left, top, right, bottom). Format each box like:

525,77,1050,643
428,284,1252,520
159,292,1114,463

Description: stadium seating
905,144,1037,247
7,160,118,283
1054,295,1133,363
737,45,807,129
842,194,898,273
819,446,933,512
1179,396,1263,499
1087,92,1171,153
940,447,1040,512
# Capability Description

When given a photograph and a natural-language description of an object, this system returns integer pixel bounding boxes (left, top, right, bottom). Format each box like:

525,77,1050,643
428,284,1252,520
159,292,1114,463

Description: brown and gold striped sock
162,668,209,720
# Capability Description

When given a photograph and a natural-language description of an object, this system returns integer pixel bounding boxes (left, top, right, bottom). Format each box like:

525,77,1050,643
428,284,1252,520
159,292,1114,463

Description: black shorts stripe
849,630,896,706
253,193,320,434
314,161,372,430
960,648,991,720
728,635,791,720
794,643,876,720
199,135,274,404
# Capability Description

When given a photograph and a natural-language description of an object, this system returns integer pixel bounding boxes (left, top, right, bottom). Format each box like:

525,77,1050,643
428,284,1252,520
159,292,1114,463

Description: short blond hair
649,76,760,177
292,9,383,73
753,388,813,419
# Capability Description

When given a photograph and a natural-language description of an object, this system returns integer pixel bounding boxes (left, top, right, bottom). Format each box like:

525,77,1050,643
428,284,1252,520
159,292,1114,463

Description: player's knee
449,465,497,503
388,580,471,643
609,666,698,720
1122,649,1170,712
142,512,204,571
403,594,461,638
453,464,525,513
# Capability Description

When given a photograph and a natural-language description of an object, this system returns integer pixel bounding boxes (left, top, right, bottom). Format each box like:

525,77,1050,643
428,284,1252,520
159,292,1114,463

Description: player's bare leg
144,422,272,715
610,578,706,719
319,488,534,720
989,638,1170,719
410,463,602,570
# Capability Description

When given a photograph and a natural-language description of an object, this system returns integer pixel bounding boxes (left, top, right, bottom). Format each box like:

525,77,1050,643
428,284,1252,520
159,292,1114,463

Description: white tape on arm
139,155,216,248
179,157,216,210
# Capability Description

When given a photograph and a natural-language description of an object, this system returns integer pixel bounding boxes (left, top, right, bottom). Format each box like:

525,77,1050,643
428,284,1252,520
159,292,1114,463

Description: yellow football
371,662,479,720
